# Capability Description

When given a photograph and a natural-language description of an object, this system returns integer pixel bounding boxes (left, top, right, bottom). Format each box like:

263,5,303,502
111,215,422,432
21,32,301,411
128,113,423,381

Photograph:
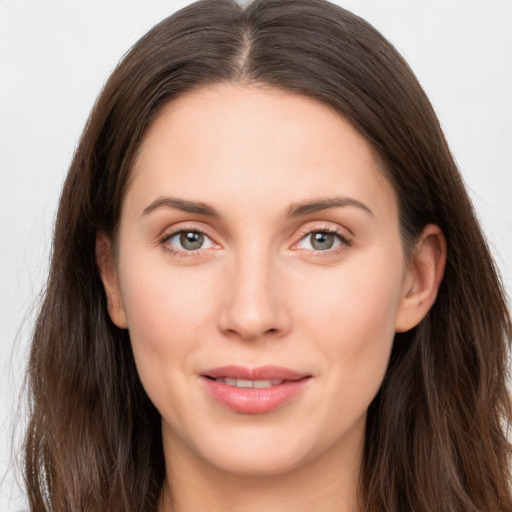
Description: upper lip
202,365,310,381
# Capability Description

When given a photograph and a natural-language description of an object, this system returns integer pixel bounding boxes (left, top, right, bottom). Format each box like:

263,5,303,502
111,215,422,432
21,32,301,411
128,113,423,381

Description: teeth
214,378,284,388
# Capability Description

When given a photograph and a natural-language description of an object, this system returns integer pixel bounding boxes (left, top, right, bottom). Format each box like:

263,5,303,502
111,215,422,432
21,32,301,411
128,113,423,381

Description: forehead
126,83,397,222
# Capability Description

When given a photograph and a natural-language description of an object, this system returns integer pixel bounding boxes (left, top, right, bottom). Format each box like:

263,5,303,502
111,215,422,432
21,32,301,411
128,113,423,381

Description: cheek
296,251,404,405
117,256,219,376
300,254,403,335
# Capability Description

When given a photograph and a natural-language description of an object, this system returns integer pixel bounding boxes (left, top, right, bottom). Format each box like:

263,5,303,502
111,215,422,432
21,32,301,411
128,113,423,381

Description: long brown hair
24,1,512,510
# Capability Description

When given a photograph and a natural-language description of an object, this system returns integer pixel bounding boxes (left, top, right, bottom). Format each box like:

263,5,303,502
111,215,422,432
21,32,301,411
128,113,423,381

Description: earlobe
95,233,128,329
395,224,447,333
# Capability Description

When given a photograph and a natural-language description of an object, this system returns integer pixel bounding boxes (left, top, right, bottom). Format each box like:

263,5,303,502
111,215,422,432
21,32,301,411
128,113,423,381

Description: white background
1,0,511,509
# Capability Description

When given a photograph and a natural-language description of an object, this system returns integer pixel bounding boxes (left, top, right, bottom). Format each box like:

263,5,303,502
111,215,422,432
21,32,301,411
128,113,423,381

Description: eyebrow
287,197,374,217
141,195,373,219
142,196,221,217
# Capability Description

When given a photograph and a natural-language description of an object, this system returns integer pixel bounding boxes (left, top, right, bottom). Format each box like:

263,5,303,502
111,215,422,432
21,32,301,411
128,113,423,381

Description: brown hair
24,1,512,511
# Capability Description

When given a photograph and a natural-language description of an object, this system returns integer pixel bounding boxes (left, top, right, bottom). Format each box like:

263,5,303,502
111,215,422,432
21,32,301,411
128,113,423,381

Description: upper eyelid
297,225,342,236
162,226,208,238
160,222,214,240
295,222,351,239
295,229,350,244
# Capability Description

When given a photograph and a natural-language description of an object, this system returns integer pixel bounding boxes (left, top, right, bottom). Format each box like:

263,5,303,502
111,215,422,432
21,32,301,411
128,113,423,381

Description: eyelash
294,226,352,255
160,226,214,258
160,225,352,257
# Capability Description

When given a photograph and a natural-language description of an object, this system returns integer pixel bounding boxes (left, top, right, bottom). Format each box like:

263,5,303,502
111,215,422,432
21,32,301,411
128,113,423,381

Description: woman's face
102,84,418,477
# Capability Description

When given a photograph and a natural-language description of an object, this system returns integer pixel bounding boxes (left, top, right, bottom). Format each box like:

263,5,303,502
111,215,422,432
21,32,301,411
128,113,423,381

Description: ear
96,233,128,329
395,224,447,333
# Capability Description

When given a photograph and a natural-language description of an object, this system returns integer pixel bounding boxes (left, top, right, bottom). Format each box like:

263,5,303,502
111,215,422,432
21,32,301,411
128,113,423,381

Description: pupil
180,231,203,250
311,232,334,250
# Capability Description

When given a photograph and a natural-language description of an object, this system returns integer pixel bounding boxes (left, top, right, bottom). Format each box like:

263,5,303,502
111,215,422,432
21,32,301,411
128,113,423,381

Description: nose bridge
218,238,288,341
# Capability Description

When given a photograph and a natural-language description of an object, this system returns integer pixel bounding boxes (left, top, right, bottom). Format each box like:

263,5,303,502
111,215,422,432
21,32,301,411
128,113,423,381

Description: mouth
208,377,286,389
200,365,312,414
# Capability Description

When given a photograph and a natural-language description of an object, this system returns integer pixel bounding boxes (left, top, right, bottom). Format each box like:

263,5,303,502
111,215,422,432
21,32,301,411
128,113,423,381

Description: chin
180,419,346,479
201,441,310,477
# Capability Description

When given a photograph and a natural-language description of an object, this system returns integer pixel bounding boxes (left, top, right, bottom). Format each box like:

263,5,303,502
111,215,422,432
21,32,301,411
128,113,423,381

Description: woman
23,0,511,511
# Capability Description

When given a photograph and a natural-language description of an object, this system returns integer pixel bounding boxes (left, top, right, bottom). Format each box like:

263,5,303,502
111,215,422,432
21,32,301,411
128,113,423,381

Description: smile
201,366,312,414
213,378,284,388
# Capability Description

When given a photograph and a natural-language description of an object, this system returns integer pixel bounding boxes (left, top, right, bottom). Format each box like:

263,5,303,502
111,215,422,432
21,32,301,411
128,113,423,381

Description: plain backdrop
1,0,511,509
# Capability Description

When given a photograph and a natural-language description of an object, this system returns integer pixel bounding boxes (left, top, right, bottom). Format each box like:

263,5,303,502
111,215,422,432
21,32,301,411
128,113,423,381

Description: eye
295,230,349,252
164,230,216,252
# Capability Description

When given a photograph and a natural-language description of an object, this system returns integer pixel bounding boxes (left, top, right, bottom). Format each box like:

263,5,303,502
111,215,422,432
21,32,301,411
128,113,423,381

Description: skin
97,84,446,512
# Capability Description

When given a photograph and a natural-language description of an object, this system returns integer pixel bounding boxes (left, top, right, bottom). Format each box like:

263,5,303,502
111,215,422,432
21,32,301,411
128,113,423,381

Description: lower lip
201,377,310,414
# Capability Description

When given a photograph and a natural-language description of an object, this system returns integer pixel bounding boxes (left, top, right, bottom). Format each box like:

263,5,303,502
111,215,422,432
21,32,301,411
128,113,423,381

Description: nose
217,248,291,342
